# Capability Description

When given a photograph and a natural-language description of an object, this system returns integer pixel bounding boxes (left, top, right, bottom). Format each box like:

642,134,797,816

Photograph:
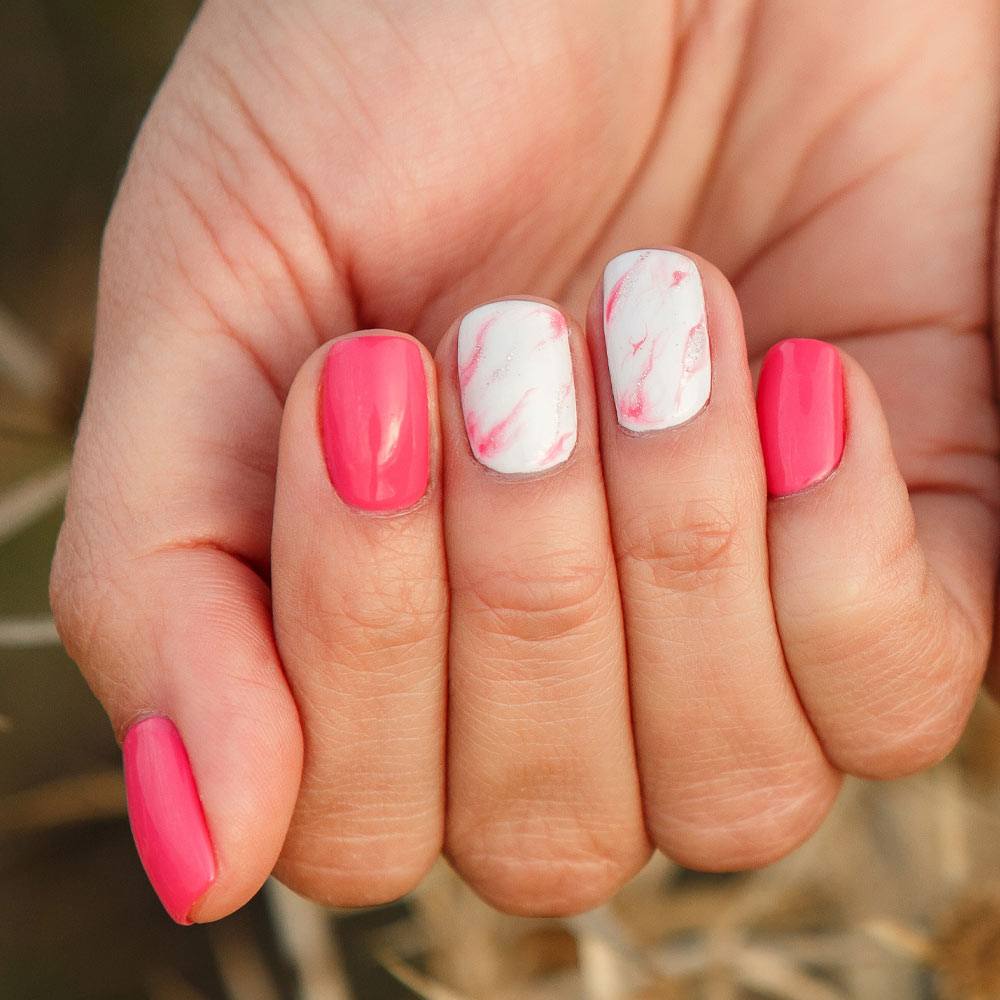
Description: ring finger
591,249,839,869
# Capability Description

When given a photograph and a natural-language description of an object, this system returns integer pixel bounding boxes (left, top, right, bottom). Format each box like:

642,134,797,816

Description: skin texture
49,0,1000,921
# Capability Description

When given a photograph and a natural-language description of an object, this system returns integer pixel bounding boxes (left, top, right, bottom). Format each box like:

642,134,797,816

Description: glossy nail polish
458,300,577,474
603,249,710,431
321,335,430,511
756,338,845,497
123,716,216,924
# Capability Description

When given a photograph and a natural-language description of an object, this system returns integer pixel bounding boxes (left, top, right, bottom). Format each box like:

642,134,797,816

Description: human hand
50,0,1000,923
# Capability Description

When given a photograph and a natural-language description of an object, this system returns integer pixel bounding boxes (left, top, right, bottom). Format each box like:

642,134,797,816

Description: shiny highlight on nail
321,335,430,511
756,338,845,497
123,716,216,924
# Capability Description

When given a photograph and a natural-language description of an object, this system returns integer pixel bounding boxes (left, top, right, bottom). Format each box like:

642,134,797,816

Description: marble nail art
458,300,577,474
603,249,710,432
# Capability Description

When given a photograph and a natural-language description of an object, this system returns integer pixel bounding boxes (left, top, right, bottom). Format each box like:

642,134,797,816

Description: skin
49,0,1000,921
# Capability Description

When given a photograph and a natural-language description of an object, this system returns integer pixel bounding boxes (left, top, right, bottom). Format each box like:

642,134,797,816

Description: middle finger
437,297,649,916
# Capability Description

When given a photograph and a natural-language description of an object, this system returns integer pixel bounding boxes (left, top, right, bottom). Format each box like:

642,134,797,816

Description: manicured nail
458,300,577,474
321,335,430,511
123,716,216,924
756,338,845,497
603,249,710,431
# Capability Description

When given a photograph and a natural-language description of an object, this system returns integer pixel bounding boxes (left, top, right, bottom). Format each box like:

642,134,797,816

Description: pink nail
321,335,430,511
123,717,216,924
756,339,845,497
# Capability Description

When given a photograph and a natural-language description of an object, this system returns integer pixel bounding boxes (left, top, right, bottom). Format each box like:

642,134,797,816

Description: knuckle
466,858,623,917
461,545,612,644
49,523,105,663
789,524,926,640
48,533,77,633
792,580,982,779
616,499,744,594
277,774,442,907
276,845,434,908
291,560,446,667
650,767,838,871
829,687,970,779
452,833,642,917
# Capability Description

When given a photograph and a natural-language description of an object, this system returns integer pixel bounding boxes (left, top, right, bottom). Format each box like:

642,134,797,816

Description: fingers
60,208,994,930
438,299,649,915
589,250,839,870
759,340,997,777
50,339,304,924
271,333,447,905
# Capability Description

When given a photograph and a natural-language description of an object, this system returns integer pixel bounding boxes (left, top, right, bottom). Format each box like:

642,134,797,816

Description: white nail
603,249,710,432
458,300,577,474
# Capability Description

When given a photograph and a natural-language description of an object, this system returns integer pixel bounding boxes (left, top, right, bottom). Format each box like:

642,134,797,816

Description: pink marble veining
603,250,711,432
458,300,577,474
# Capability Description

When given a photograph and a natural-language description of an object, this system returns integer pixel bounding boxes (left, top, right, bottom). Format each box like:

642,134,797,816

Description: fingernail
603,249,710,431
756,338,845,497
321,335,430,511
458,300,577,473
123,716,216,924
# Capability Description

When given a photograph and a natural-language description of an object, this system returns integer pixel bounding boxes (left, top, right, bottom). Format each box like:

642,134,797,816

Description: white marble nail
458,300,577,474
603,249,710,432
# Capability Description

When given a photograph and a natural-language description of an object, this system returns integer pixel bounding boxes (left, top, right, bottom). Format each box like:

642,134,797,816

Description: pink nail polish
123,717,216,924
756,339,845,497
321,335,430,511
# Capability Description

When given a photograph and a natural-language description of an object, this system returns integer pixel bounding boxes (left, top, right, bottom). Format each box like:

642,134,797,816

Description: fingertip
113,549,304,925
762,343,991,786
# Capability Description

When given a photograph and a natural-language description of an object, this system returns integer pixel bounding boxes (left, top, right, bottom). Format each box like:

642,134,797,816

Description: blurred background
4,4,1000,999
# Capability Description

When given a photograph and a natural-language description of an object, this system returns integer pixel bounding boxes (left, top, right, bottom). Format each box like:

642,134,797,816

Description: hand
50,0,1000,922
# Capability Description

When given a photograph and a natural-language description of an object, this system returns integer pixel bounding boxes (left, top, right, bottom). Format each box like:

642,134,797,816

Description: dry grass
6,717,1000,997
